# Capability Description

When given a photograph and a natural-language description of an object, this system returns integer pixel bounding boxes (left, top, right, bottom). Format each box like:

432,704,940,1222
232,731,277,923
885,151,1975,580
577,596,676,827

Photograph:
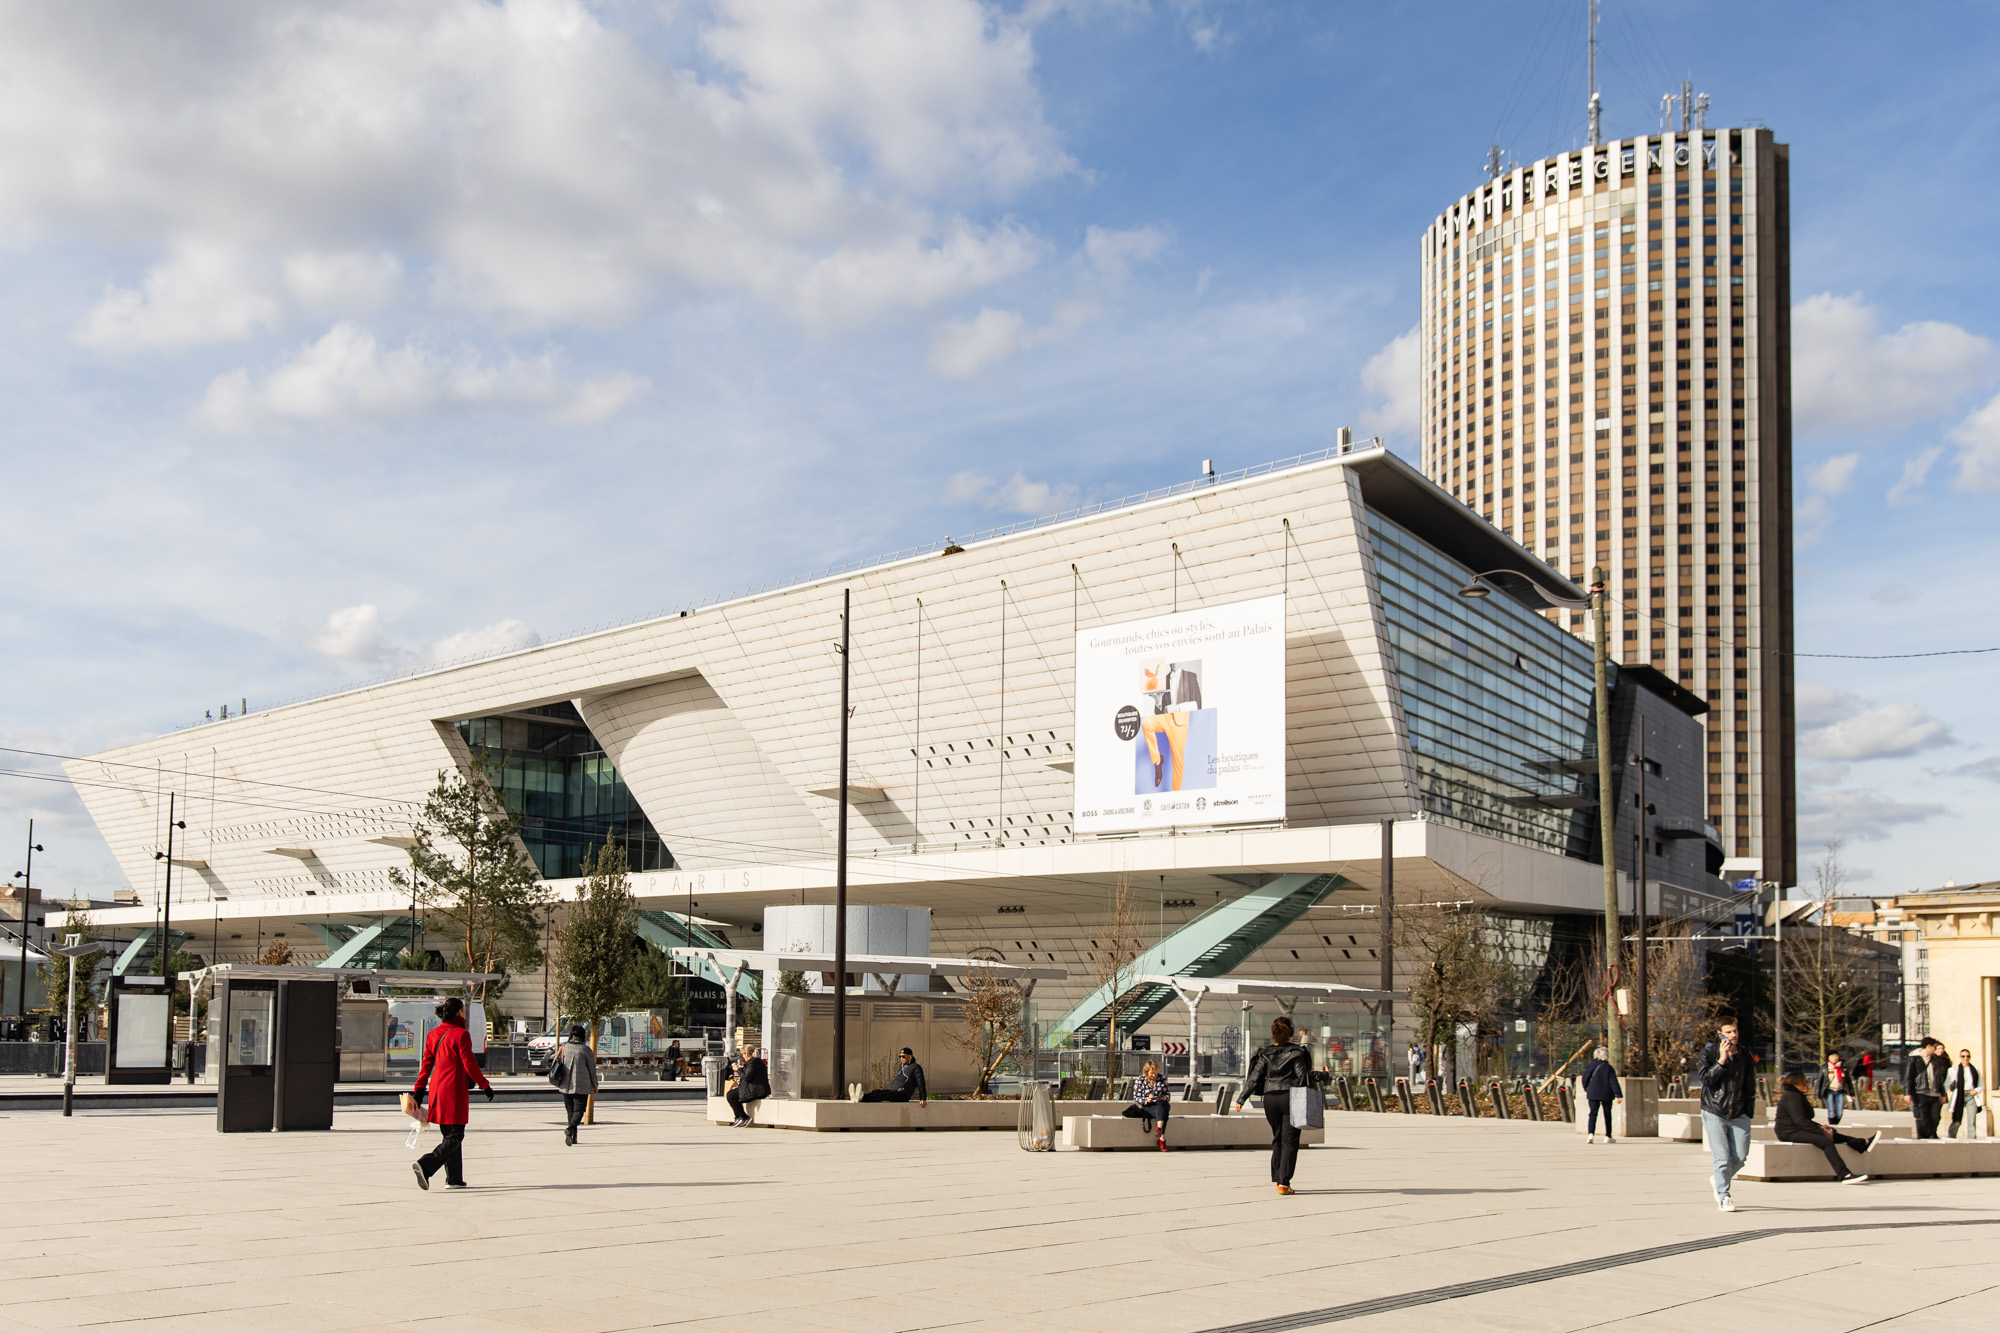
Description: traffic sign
1733,913,1757,937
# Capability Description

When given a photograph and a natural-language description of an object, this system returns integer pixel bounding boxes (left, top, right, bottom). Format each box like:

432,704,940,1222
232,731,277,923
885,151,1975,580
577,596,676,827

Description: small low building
1885,883,2000,1127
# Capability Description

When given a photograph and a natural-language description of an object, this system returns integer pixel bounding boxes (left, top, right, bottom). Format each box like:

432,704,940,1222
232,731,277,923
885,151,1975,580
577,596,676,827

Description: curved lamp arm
1456,568,1591,611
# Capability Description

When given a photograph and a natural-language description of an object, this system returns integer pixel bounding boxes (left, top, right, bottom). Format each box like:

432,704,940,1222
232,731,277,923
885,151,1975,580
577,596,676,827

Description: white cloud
1934,755,2000,786
310,603,386,660
195,323,648,430
74,243,280,352
1797,680,1952,762
1801,704,1953,761
1082,224,1168,281
1886,445,1943,507
1949,388,2000,491
1799,787,1948,844
942,469,1077,515
1795,450,1859,547
1791,292,1994,434
929,308,1027,379
1361,325,1420,440
423,618,539,665
5,0,1075,346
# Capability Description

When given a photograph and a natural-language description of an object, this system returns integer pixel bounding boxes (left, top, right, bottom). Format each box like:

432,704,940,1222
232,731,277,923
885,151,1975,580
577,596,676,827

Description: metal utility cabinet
212,973,337,1132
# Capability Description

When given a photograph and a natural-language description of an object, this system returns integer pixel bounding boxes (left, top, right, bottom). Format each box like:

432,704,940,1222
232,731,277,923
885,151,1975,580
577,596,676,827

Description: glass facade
1367,511,1602,860
455,703,673,880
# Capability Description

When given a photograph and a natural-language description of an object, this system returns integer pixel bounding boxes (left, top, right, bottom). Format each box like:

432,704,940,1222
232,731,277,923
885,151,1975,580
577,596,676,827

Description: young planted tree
1636,923,1731,1083
944,964,1028,1096
257,939,295,966
37,910,105,1036
1530,948,1593,1080
390,763,552,996
551,843,638,1124
621,942,687,1020
1084,875,1147,1080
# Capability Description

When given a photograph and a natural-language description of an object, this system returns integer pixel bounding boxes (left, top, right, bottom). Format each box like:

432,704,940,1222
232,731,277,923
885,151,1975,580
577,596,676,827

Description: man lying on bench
858,1048,928,1104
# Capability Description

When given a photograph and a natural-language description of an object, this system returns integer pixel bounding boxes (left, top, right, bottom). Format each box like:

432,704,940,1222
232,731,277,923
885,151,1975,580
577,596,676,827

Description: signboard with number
1733,913,1757,937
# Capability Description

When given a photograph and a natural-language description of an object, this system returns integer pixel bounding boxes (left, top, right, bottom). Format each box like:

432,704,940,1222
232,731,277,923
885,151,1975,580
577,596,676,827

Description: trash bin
1017,1082,1057,1153
703,1055,723,1097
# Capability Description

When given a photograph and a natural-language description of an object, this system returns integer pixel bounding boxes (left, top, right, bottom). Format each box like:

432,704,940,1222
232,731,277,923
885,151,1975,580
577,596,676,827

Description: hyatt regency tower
1418,126,1796,887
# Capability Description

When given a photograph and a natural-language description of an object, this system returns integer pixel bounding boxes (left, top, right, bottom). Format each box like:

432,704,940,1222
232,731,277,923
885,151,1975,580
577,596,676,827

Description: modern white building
1418,120,1797,888
64,447,1727,1072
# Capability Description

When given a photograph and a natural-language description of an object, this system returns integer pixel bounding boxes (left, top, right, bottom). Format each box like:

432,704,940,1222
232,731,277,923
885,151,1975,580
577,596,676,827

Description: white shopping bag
1289,1086,1325,1130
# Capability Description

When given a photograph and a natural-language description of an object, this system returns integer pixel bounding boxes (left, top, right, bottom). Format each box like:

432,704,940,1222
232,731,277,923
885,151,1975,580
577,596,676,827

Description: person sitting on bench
1122,1059,1172,1150
1774,1072,1879,1183
859,1048,927,1104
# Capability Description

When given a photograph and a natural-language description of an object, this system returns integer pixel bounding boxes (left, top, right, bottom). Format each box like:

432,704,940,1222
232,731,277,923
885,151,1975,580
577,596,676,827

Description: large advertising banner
1073,594,1286,833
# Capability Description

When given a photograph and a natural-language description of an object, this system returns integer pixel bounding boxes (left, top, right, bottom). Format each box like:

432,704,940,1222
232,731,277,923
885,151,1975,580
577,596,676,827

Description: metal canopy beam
667,946,1066,982
1049,873,1351,1043
633,910,759,1000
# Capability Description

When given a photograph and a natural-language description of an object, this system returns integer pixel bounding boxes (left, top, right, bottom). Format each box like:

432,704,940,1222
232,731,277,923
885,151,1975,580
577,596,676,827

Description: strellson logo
1212,799,1239,808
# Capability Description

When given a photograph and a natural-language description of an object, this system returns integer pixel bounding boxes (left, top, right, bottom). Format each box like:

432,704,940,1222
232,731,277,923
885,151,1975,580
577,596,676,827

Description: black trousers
564,1093,589,1132
858,1088,912,1103
1265,1103,1302,1185
726,1088,765,1118
418,1123,466,1186
1587,1098,1614,1134
1913,1094,1943,1139
1781,1128,1870,1178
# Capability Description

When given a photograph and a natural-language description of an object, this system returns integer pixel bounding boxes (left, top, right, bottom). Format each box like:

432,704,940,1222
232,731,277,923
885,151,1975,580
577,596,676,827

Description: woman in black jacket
1774,1073,1878,1182
1233,1016,1325,1194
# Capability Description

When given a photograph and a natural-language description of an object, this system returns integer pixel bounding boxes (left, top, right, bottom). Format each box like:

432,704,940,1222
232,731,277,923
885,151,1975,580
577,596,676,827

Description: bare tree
1395,896,1508,1091
1776,841,1876,1065
943,964,1027,1096
1084,875,1147,1080
1531,948,1593,1079
1637,922,1730,1083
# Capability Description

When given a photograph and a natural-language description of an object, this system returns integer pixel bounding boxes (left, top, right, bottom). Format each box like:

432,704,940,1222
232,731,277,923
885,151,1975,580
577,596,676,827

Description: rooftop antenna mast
1486,144,1503,180
1586,0,1602,147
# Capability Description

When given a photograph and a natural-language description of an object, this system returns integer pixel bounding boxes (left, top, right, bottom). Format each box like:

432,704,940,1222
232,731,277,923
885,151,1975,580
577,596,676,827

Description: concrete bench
1061,1113,1326,1151
1735,1137,2000,1181
1659,1111,1916,1144
708,1097,1133,1131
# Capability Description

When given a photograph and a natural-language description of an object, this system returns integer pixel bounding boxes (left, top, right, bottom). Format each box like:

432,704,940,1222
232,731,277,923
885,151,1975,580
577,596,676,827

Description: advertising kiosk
105,973,173,1085
210,971,337,1132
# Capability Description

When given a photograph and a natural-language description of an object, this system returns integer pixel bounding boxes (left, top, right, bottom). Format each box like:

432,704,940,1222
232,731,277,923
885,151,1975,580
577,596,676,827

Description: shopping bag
398,1091,420,1120
1289,1086,1324,1130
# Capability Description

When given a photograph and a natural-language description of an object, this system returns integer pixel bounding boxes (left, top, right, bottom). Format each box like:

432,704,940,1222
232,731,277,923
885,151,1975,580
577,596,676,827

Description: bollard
1426,1080,1446,1116
1365,1077,1385,1113
1457,1077,1478,1117
1394,1077,1416,1115
1519,1078,1543,1121
1337,1074,1355,1113
1487,1081,1509,1119
1556,1082,1575,1123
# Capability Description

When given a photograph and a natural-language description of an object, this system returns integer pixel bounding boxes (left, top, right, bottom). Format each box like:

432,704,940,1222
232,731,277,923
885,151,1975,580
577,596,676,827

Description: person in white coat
1946,1048,1983,1140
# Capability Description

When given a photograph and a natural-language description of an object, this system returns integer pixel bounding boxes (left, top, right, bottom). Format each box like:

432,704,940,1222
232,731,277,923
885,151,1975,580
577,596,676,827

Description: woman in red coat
412,997,493,1190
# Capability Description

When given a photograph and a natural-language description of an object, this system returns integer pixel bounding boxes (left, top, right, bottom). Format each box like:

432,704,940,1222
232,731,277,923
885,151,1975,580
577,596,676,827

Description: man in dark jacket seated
859,1048,927,1104
1774,1072,1879,1181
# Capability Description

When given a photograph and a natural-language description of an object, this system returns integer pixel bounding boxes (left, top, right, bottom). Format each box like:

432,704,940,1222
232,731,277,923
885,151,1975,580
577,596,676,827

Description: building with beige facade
1418,124,1796,888
1884,885,1998,1135
59,448,1727,1071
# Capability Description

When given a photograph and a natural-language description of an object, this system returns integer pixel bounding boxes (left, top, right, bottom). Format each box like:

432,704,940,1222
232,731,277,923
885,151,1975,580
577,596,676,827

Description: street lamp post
1629,723,1652,1076
1458,565,1621,1071
152,798,186,1078
12,820,45,1034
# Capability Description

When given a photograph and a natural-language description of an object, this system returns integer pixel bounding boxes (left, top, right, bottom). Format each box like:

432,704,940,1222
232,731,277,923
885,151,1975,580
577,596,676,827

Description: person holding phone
1698,1018,1756,1212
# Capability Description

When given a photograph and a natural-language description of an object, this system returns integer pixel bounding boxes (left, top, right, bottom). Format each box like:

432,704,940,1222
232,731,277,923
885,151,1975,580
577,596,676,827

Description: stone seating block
708,1097,1133,1131
1735,1137,2000,1181
1061,1113,1326,1151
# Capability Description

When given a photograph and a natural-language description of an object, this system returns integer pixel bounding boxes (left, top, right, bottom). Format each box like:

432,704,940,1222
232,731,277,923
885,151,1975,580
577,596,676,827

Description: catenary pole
1379,817,1394,1049
1633,720,1649,1076
833,588,850,1096
13,818,36,1028
1591,567,1622,1072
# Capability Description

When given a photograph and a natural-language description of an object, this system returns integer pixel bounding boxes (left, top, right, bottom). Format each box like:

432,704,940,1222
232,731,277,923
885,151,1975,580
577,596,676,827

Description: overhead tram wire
1601,598,2000,660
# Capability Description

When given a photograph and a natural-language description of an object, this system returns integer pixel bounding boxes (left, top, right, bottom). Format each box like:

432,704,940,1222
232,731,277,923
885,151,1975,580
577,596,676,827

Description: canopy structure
180,963,503,1003
1127,974,1407,1081
668,947,1068,1052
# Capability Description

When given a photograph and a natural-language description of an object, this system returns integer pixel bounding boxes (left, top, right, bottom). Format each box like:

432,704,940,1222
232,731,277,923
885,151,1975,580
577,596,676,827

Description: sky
2,0,1997,901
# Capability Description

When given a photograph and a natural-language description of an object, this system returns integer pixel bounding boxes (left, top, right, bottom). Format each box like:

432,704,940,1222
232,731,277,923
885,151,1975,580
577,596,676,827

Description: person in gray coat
552,1024,600,1146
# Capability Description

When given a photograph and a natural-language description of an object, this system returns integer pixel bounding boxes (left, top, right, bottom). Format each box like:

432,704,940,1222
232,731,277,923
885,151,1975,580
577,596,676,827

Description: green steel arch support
1050,873,1350,1045
634,910,760,1002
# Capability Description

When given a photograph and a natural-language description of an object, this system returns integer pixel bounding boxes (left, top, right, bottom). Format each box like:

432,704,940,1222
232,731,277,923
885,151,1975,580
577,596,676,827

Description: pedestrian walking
724,1046,770,1125
666,1039,685,1081
1906,1038,1949,1139
1122,1059,1173,1150
1580,1045,1622,1144
411,997,494,1191
1857,1049,1875,1092
1774,1072,1879,1182
1408,1043,1426,1088
1234,1016,1326,1195
1698,1018,1755,1212
1814,1051,1852,1124
550,1023,599,1146
1946,1048,1983,1140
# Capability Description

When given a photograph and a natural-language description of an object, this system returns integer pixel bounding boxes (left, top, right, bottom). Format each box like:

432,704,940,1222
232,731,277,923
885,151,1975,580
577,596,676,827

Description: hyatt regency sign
1071,595,1286,834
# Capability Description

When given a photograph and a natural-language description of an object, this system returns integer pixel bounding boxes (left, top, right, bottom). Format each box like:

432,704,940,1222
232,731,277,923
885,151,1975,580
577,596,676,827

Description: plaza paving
2,1099,1996,1332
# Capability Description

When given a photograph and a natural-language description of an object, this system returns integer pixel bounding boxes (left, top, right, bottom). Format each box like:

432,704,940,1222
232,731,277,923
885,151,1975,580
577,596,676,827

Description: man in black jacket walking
1698,1019,1757,1212
1906,1037,1949,1139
